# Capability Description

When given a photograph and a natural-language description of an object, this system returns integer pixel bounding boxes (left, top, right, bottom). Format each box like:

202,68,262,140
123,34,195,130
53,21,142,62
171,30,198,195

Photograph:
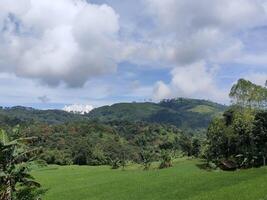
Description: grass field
33,159,267,200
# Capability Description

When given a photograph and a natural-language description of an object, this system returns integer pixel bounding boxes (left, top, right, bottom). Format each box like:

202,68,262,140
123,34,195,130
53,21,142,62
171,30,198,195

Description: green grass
33,159,267,200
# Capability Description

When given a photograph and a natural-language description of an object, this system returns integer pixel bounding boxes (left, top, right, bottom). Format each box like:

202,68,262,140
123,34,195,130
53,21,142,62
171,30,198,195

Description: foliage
139,148,157,170
0,98,228,171
205,79,267,169
87,98,226,130
230,79,267,110
0,106,86,125
253,111,267,166
206,106,267,168
0,98,226,132
0,129,44,200
159,150,172,169
0,120,194,168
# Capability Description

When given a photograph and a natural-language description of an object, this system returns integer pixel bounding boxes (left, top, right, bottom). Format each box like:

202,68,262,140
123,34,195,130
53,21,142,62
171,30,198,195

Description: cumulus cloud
140,0,267,66
141,0,267,101
153,62,228,102
153,81,171,101
0,0,267,106
63,104,93,114
0,0,120,87
145,0,266,31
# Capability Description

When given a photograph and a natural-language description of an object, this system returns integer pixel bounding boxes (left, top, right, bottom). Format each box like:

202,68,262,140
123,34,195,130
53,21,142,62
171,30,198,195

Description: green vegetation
87,102,162,121
0,106,86,125
0,130,43,200
1,78,267,200
5,121,187,168
0,98,226,130
88,98,226,130
205,79,267,169
230,79,267,109
33,159,267,200
188,105,218,114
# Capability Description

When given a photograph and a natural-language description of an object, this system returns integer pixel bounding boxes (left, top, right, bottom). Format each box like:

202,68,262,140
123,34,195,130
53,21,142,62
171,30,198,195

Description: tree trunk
263,156,266,166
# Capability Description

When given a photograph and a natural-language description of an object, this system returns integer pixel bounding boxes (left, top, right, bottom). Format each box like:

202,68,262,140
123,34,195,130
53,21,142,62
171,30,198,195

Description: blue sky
0,0,266,112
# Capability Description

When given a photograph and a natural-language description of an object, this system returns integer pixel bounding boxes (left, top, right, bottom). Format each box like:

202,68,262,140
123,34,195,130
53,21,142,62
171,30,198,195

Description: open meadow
33,159,267,200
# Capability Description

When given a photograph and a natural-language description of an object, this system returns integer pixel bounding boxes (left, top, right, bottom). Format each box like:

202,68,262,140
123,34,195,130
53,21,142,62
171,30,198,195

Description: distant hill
87,102,162,121
0,106,85,125
87,98,227,130
0,98,227,129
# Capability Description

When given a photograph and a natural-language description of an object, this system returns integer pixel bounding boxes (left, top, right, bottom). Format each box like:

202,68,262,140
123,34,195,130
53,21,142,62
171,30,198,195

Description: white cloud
63,104,93,114
145,0,266,32
0,0,120,87
0,72,116,107
153,62,228,103
140,0,267,102
235,53,267,67
153,81,171,101
171,62,215,95
140,0,267,66
0,0,267,107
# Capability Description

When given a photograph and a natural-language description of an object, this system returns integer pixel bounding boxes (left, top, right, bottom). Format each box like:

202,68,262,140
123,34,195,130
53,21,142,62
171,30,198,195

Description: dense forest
0,79,266,170
87,98,226,130
2,119,199,168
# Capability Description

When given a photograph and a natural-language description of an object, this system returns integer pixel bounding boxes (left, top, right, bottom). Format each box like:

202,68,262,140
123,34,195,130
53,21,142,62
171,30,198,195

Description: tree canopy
205,79,267,169
230,79,267,110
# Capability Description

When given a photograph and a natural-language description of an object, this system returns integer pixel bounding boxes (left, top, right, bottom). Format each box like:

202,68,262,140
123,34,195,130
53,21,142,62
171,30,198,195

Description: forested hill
0,98,227,130
0,106,85,125
87,98,227,130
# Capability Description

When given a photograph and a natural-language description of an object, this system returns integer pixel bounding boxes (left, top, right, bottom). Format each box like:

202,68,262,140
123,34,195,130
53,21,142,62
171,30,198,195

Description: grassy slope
33,159,267,200
188,105,218,114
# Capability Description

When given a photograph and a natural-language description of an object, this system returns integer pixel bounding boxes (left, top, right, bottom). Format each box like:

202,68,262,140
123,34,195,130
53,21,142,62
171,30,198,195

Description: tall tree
230,79,267,110
206,78,267,169
253,112,267,166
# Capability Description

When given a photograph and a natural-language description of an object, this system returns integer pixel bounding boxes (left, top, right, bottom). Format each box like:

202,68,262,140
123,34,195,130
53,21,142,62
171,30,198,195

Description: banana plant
0,129,44,200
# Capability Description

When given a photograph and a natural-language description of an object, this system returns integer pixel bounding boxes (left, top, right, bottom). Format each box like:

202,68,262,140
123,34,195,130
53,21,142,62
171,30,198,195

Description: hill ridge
0,98,227,130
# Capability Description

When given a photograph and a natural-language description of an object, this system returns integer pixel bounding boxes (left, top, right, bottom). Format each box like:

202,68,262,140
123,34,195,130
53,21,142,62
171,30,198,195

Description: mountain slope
0,98,227,129
87,98,227,130
87,102,163,122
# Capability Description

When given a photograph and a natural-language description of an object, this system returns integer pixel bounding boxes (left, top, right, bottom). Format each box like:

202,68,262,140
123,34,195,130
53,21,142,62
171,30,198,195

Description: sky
0,0,267,111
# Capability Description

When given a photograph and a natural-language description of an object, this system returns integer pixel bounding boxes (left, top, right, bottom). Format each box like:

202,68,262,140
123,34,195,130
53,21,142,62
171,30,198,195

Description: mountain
87,102,162,121
0,98,227,130
87,98,227,130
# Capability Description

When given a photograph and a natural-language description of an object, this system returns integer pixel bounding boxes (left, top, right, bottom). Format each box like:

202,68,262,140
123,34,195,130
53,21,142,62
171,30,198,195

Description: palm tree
0,129,44,200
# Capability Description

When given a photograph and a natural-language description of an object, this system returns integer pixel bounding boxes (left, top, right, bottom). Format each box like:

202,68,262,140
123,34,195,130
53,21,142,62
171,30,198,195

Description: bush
159,150,172,169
